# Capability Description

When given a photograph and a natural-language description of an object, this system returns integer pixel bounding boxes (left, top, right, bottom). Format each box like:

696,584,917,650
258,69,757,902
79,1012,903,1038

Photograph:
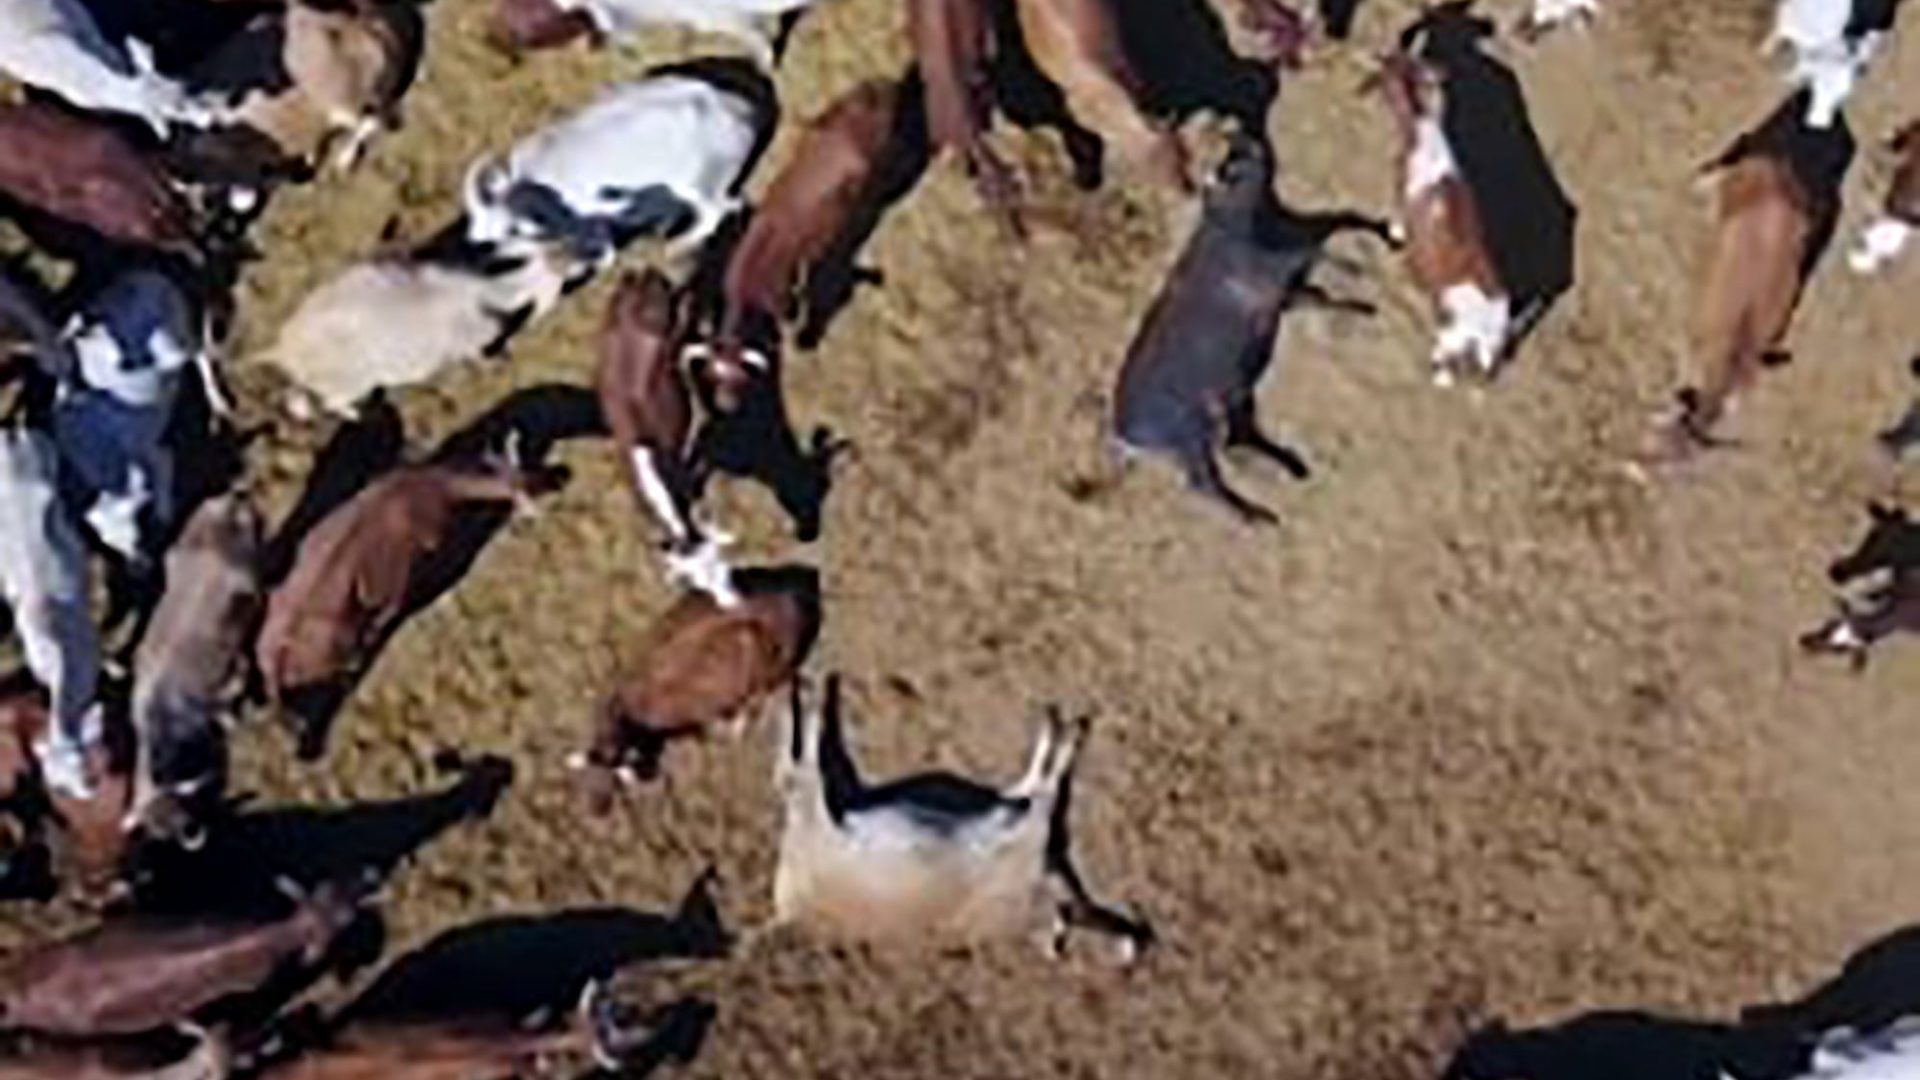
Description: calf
127,493,264,844
0,0,216,136
462,70,771,268
0,103,198,257
0,427,101,801
597,271,735,605
1765,0,1899,129
1112,134,1387,524
1368,49,1510,386
1641,109,1830,465
0,877,369,1037
0,1026,228,1080
257,451,563,733
1012,0,1189,190
51,270,225,566
253,985,644,1080
709,79,903,365
262,234,574,418
489,0,814,62
578,576,815,792
771,677,1152,955
1801,502,1920,666
908,0,1022,233
185,0,412,178
1849,120,1920,274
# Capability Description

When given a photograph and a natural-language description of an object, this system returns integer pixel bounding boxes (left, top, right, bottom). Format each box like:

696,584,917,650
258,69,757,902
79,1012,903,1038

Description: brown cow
1367,49,1510,386
1012,0,1188,191
1640,106,1832,466
710,79,904,363
1849,119,1920,274
0,1026,228,1080
907,0,1023,234
0,103,196,256
0,687,136,891
0,877,369,1037
487,0,600,53
576,573,817,795
257,452,564,733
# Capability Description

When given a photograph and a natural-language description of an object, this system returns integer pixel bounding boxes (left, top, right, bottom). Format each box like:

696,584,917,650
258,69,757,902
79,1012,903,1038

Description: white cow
263,235,576,418
50,270,223,566
0,426,100,799
575,0,811,60
0,0,217,136
1765,0,1890,128
462,73,768,268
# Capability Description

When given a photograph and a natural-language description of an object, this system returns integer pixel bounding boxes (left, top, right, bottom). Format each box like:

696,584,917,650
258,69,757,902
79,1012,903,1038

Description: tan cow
1012,0,1188,191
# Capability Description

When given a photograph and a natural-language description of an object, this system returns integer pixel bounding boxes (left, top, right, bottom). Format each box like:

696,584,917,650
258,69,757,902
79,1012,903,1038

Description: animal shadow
1107,0,1279,133
1745,924,1920,1038
690,354,845,543
1438,1012,1809,1080
797,70,933,350
989,3,1110,191
1322,0,1365,38
1878,357,1920,458
264,394,406,586
338,869,729,1025
129,753,513,915
1404,1,1578,358
1825,502,1920,584
429,382,607,465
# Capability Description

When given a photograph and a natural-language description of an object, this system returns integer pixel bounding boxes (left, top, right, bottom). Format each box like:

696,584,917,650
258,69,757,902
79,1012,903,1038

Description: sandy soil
8,0,1920,1075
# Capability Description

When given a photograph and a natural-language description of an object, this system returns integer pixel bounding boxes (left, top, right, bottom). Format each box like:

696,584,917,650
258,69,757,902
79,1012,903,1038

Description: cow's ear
1869,500,1903,523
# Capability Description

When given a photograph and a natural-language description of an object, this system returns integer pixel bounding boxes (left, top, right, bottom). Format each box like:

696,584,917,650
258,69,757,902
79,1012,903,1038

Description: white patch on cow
1851,217,1914,273
665,535,740,609
227,186,260,215
631,447,690,543
1529,0,1599,31
1771,0,1852,54
1794,45,1862,128
1828,620,1867,649
34,728,92,799
1405,117,1458,201
1432,283,1511,380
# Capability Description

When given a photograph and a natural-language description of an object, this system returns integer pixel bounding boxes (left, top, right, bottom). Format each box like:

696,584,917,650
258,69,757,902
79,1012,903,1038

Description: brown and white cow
1849,119,1920,274
1367,49,1510,386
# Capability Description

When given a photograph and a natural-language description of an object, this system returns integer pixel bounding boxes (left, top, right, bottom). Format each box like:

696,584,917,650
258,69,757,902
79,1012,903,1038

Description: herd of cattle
0,0,1913,1074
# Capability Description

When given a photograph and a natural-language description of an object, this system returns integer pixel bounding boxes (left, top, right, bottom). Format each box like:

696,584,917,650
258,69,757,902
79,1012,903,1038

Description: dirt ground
8,0,1920,1075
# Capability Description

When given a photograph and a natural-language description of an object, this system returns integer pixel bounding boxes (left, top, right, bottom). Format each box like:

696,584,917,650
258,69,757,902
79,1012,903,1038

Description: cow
1640,98,1843,466
0,103,198,257
1111,134,1388,524
0,686,133,888
1801,502,1920,667
1849,120,1920,274
1012,0,1189,191
0,876,370,1037
770,677,1152,956
705,78,904,368
49,270,226,567
0,1025,228,1080
249,984,650,1080
0,427,101,801
0,0,217,137
576,572,816,794
126,493,264,844
488,0,815,64
182,0,413,181
907,0,1023,234
256,449,564,739
596,271,736,606
1764,0,1900,129
262,232,577,419
1367,48,1510,386
461,68,772,269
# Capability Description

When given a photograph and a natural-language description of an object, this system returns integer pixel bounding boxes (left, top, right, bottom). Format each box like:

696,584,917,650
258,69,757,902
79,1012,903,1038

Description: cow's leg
1180,440,1276,525
1224,403,1309,480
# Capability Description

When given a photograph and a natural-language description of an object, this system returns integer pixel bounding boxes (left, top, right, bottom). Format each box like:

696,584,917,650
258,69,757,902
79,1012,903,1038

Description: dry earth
6,0,1920,1076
